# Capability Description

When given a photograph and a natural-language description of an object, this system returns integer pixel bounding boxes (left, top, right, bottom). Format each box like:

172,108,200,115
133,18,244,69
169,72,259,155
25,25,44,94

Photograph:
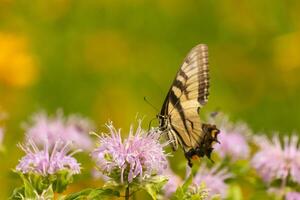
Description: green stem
133,191,136,200
125,185,130,200
280,177,287,198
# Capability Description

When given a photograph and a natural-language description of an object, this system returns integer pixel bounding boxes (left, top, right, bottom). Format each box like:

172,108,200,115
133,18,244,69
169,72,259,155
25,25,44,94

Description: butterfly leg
167,129,179,151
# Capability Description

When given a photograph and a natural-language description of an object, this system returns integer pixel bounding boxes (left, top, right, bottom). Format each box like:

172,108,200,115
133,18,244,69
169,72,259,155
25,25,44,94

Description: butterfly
157,44,220,167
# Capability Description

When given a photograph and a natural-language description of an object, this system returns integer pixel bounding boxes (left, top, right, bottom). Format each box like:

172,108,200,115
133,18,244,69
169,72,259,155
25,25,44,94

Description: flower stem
125,185,130,200
280,177,287,197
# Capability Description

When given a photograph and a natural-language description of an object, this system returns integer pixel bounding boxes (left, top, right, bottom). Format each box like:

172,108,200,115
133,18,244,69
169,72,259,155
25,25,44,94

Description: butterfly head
156,114,169,131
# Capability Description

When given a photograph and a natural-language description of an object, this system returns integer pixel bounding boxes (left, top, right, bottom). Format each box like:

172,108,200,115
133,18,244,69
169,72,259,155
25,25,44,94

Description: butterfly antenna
144,97,159,112
148,117,157,131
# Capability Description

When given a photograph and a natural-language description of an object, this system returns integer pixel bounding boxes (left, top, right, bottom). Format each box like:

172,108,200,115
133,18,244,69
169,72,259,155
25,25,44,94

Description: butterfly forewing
161,44,210,152
179,44,209,106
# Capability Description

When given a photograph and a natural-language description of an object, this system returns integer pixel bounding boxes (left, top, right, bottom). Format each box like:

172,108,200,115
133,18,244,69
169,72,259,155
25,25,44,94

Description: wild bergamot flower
16,140,81,176
15,139,81,196
286,191,300,200
252,134,300,184
193,164,232,199
91,121,168,185
0,127,4,151
208,113,250,161
162,166,183,198
23,110,94,151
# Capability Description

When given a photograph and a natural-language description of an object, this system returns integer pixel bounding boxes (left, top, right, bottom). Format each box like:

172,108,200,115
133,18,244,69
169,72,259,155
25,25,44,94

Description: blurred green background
1,0,300,198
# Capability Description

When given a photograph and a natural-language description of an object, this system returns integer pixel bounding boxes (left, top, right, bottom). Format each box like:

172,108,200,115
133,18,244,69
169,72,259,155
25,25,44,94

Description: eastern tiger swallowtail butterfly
157,44,220,167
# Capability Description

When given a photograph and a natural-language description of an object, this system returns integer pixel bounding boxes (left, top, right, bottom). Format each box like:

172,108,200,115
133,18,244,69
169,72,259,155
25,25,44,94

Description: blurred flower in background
160,165,210,200
285,192,300,200
91,121,168,185
162,164,182,198
23,110,95,151
0,32,38,88
252,134,300,184
208,113,251,161
0,128,4,152
0,111,7,152
165,163,230,199
193,164,232,199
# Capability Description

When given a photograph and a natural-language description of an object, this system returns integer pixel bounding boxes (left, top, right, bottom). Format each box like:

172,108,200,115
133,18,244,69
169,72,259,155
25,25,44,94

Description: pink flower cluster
163,164,231,199
24,111,94,151
162,166,182,197
208,113,250,161
92,122,168,184
252,134,300,184
194,164,232,198
0,128,4,146
286,192,300,200
16,140,81,175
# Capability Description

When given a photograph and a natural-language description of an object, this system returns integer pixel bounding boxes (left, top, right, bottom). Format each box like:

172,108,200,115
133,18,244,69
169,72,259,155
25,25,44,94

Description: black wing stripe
182,54,208,72
173,79,186,91
172,80,189,98
178,69,188,81
169,90,191,136
171,121,201,147
170,123,189,148
160,95,169,116
174,72,209,102
182,59,208,71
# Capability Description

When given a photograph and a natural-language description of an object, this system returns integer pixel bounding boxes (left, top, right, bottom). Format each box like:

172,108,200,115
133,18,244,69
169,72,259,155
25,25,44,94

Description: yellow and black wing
160,44,209,152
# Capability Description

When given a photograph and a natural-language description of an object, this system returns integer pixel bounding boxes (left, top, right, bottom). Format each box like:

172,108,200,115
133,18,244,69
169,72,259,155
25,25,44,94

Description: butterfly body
158,44,220,167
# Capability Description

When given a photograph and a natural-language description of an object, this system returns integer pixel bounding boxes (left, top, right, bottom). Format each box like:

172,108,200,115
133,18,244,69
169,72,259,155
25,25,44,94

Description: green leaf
172,173,193,200
210,195,222,200
50,170,74,193
14,171,51,194
9,186,25,200
40,185,54,200
171,177,209,200
182,172,193,192
227,184,243,200
64,188,120,200
143,176,168,200
63,188,94,200
144,184,157,200
18,173,36,199
172,186,184,200
87,188,120,199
